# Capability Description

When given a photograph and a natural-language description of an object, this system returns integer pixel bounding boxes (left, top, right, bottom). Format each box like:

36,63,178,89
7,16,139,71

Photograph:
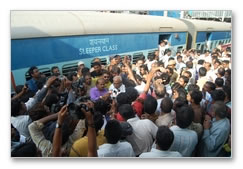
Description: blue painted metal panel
148,11,164,16
196,32,207,43
167,11,181,18
11,32,187,70
210,31,231,40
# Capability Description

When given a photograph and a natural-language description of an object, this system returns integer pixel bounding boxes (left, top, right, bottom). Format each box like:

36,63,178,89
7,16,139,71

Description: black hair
94,99,112,116
186,61,193,69
51,66,59,74
144,95,157,115
116,92,131,107
118,104,135,120
177,55,182,60
175,87,187,100
11,142,37,157
175,105,194,128
171,82,182,91
160,97,173,113
67,72,77,81
125,87,139,103
156,126,174,151
214,59,221,65
11,99,21,117
179,75,189,85
223,85,231,101
81,67,90,75
110,66,121,75
140,65,148,72
187,84,200,93
44,93,59,109
147,53,155,61
198,60,205,65
226,54,231,58
168,57,175,61
160,72,170,85
28,66,38,77
104,120,122,144
183,71,192,78
206,81,216,91
85,111,104,133
211,89,226,102
28,103,48,121
92,62,101,67
218,68,225,77
190,90,203,105
212,101,227,119
173,97,188,112
199,67,207,77
222,60,230,64
215,78,224,88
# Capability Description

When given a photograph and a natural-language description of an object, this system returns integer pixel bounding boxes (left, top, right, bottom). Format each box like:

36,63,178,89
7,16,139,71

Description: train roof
11,11,188,39
181,19,231,32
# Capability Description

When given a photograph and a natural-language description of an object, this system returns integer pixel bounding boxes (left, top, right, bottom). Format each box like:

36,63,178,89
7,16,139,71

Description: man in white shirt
169,105,198,157
139,126,182,157
158,40,170,61
119,104,158,156
109,75,126,98
98,120,135,157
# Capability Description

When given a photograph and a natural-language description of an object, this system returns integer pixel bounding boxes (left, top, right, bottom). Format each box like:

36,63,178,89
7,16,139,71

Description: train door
158,34,171,45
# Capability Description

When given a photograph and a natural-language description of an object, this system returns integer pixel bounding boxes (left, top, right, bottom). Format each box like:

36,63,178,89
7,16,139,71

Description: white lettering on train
79,38,118,55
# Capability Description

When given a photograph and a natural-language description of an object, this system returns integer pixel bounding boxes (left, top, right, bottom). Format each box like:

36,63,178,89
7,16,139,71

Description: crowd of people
11,41,232,157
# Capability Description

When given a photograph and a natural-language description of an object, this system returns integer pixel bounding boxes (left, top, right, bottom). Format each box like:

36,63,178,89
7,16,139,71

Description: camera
67,96,92,119
50,93,68,113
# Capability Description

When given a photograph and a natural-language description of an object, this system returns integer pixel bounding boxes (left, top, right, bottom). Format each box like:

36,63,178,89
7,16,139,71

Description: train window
210,42,214,50
196,44,201,50
158,34,171,44
176,46,183,52
133,52,144,64
91,58,107,67
25,67,51,81
148,50,156,56
62,63,78,77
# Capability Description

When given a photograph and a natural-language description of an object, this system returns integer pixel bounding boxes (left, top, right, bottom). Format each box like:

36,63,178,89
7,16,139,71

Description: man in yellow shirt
69,112,106,157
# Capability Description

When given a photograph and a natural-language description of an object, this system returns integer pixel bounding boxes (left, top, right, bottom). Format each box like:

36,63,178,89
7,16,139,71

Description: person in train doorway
158,39,170,61
26,66,44,93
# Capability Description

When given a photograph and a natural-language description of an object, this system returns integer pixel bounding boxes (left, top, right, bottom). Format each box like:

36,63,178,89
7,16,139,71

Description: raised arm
123,56,138,85
82,107,97,157
144,67,160,94
52,105,68,157
11,84,28,101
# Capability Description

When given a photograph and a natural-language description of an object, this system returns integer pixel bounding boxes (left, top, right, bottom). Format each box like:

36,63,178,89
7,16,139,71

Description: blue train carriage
180,19,231,53
11,11,188,88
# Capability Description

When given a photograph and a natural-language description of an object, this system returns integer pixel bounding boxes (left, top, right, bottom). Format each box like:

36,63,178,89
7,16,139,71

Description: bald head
155,84,166,98
113,76,122,89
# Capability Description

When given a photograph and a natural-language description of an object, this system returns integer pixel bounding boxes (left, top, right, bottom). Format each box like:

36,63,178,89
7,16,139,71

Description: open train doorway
158,34,171,45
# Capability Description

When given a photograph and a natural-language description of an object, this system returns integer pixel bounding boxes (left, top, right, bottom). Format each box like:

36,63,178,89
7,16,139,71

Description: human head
113,76,123,89
156,126,174,151
182,71,192,80
211,89,226,102
28,66,40,79
178,75,189,88
203,81,216,93
96,78,105,91
136,59,144,68
110,66,121,78
199,67,207,77
187,90,202,105
160,97,173,113
187,84,200,93
51,66,60,76
217,67,225,78
102,71,110,83
85,111,104,133
67,72,78,82
167,59,176,69
104,120,122,144
78,61,85,69
204,62,211,71
84,73,92,85
186,61,193,69
28,103,48,121
223,85,231,102
93,62,102,73
213,59,221,70
222,60,230,69
118,104,135,121
139,65,148,75
212,101,227,119
175,105,194,128
125,87,139,103
116,92,131,107
172,87,187,100
144,95,157,115
11,142,38,157
215,78,224,88
11,99,27,117
177,55,182,63
154,84,166,99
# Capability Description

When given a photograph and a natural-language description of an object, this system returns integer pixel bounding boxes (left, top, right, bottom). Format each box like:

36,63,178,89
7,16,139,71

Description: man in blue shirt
199,101,230,157
26,66,41,93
